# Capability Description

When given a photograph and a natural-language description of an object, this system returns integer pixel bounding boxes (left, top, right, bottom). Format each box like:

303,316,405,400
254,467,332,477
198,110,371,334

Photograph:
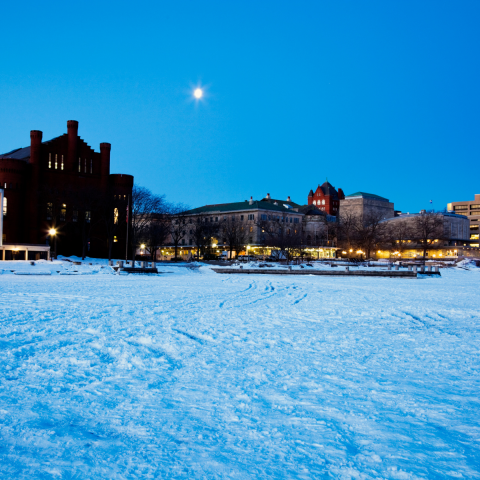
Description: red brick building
307,180,345,216
0,120,133,258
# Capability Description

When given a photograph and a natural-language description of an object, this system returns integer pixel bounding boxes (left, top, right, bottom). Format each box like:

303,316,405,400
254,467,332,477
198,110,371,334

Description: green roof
345,192,389,202
185,200,299,215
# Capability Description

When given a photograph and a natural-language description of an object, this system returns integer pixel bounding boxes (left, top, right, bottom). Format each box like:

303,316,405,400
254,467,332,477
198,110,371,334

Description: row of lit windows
454,204,480,210
48,154,93,174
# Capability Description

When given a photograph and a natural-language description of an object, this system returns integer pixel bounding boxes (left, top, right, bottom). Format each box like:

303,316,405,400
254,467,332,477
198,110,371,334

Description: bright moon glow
193,88,203,99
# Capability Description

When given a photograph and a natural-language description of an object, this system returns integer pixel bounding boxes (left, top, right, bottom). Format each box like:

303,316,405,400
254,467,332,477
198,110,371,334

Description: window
55,154,58,169
182,239,185,245
249,226,253,232
261,214,267,220
84,159,87,173
114,208,119,224
61,155,64,170
60,206,66,221
73,210,78,222
2,196,6,216
240,215,244,221
268,215,271,220
322,200,325,205
48,153,52,169
85,211,91,223
248,214,254,220
471,205,480,210
287,228,291,235
470,225,479,230
46,202,53,220
78,158,81,172
90,159,93,174
215,217,218,222
189,229,193,234
210,217,213,222
290,217,293,223
223,216,227,221
471,234,479,240
294,218,299,224
454,205,468,210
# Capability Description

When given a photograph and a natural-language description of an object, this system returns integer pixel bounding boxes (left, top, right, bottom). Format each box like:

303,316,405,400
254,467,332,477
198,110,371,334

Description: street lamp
49,228,57,259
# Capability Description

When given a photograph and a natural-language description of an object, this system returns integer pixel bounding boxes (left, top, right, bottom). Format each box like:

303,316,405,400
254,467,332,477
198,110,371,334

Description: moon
193,88,203,99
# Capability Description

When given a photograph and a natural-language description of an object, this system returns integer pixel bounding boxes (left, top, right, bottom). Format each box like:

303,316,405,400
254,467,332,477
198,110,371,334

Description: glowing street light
49,228,57,259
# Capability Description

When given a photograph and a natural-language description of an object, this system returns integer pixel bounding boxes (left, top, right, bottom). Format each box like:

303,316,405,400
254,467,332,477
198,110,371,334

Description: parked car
237,255,257,262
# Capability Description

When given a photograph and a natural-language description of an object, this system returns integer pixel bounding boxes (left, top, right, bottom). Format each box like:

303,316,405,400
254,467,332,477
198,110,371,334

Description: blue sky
1,1,479,213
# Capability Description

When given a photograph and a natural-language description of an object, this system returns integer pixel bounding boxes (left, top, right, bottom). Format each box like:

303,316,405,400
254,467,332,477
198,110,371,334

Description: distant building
307,181,344,216
156,195,336,260
0,120,133,259
339,192,394,220
447,194,480,247
376,212,473,260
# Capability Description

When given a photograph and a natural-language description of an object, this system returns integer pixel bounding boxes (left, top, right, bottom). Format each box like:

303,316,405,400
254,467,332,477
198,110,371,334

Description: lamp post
49,228,57,259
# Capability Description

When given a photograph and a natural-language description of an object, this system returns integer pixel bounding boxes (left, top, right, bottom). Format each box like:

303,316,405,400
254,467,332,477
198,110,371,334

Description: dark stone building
0,120,133,258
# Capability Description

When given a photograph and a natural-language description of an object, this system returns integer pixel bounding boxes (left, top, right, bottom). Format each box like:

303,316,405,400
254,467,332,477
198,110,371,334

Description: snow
1,260,480,478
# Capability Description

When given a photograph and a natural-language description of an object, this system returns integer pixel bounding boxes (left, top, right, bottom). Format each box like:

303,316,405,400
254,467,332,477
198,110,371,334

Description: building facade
447,194,480,247
153,196,336,260
339,192,394,220
0,120,133,258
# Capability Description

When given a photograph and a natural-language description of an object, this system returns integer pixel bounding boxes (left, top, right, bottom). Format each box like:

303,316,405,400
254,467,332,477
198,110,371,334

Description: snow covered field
1,261,479,479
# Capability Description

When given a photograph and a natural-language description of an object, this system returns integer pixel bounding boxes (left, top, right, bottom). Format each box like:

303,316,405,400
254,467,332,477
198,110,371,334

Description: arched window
322,199,325,205
3,196,6,216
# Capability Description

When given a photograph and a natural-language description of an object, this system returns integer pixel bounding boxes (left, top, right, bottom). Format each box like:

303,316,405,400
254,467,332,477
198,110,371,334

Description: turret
100,142,111,177
29,130,43,165
67,120,78,171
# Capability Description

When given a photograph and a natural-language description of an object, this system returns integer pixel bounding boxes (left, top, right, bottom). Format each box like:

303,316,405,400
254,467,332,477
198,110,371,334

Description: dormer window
84,159,87,173
48,153,52,169
55,154,58,169
90,159,93,174
61,155,64,170
78,158,81,172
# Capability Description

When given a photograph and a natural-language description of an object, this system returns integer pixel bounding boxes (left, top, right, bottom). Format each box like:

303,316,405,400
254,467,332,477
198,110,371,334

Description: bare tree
130,185,165,261
221,216,248,259
380,219,413,259
353,212,386,259
169,204,190,260
411,210,445,264
190,214,219,259
257,218,301,264
142,213,171,261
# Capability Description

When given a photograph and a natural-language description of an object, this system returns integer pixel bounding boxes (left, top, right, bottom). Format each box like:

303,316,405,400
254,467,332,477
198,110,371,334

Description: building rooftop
185,200,303,215
345,192,390,202
0,136,62,161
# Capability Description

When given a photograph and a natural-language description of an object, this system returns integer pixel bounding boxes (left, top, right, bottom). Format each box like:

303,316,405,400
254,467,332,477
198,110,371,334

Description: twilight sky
1,1,479,213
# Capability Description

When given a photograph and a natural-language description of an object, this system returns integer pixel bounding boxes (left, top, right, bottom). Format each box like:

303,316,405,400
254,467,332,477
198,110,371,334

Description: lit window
3,196,6,216
249,226,253,232
61,155,64,170
90,159,92,174
322,200,325,205
48,153,52,169
60,207,66,221
55,154,58,169
78,158,81,172
46,202,53,220
114,208,119,224
85,211,91,223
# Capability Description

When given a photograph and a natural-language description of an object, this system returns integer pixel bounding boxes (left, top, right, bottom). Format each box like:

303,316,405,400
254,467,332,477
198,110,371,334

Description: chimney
67,120,78,171
287,196,291,202
249,196,253,205
100,142,111,178
29,130,43,165
266,193,271,199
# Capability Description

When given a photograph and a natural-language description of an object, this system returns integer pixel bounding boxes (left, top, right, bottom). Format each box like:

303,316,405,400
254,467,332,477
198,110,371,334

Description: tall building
0,120,133,259
307,181,345,216
447,194,480,247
